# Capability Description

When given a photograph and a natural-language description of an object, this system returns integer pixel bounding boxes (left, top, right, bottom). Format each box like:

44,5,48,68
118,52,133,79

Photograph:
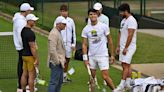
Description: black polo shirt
21,27,36,56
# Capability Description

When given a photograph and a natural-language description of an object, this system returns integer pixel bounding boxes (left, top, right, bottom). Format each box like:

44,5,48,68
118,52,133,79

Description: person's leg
101,70,115,90
97,56,115,90
21,57,28,91
63,47,72,82
116,49,136,91
27,56,35,92
89,56,97,79
89,69,96,92
21,70,28,91
87,56,97,92
126,65,132,88
124,49,136,89
28,71,35,92
56,64,64,92
122,62,130,80
17,50,23,89
64,57,70,77
48,63,62,92
119,62,130,87
127,65,132,78
115,62,130,92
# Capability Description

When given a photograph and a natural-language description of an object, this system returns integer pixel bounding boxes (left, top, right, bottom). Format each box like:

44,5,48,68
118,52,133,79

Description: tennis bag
74,43,83,61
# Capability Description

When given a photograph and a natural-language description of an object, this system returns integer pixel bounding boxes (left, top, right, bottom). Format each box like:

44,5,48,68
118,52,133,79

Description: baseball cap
93,2,102,10
20,3,34,11
26,14,39,21
55,16,67,24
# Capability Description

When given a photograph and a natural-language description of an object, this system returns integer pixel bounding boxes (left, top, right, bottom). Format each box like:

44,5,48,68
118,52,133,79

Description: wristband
83,54,88,61
71,44,76,47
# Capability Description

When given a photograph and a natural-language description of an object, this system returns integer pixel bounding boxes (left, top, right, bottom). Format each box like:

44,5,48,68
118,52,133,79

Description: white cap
55,16,67,24
20,3,34,11
93,2,102,10
26,14,39,21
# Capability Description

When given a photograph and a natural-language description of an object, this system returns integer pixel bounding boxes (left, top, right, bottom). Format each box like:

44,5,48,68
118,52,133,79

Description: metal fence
0,0,163,30
101,0,164,21
0,0,89,31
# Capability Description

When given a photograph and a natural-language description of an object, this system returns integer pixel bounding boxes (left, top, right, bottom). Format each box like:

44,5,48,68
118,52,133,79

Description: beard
122,15,126,18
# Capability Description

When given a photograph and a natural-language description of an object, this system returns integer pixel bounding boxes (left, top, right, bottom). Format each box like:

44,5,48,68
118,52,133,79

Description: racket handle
87,65,91,75
35,67,39,74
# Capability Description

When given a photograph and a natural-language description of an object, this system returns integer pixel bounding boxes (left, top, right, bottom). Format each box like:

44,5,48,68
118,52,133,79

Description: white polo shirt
81,22,110,57
120,15,137,50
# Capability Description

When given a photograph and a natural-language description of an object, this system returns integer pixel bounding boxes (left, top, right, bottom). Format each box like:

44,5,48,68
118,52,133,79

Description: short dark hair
60,4,68,11
118,3,130,13
88,8,97,15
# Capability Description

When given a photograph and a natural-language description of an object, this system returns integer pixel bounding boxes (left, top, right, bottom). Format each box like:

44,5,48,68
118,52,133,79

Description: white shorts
65,45,72,58
89,56,109,70
119,48,136,64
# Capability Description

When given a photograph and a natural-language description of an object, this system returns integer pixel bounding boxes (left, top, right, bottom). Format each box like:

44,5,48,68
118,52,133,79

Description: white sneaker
34,87,38,92
112,89,118,92
115,85,125,92
26,85,38,92
26,85,29,90
103,80,107,86
17,88,22,92
63,77,72,83
125,82,132,90
125,78,133,91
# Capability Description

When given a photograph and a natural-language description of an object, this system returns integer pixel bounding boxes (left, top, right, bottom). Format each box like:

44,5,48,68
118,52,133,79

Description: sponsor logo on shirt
90,30,101,44
91,30,97,37
121,23,125,29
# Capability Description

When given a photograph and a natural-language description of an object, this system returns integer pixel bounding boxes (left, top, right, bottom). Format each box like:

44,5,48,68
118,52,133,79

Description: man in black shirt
21,14,39,92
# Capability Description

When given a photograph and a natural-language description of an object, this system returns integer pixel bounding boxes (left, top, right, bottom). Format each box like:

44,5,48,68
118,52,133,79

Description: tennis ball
38,79,46,85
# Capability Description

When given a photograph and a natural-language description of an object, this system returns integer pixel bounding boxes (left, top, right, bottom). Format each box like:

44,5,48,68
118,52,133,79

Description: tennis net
0,32,17,79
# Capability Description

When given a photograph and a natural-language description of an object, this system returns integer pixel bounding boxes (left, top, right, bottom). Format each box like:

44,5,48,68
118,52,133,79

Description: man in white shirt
88,2,109,26
13,3,34,92
54,4,76,83
115,3,138,91
93,2,110,85
82,9,117,92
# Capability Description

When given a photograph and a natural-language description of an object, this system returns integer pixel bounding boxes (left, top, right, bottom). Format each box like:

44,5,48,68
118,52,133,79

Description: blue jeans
48,63,63,92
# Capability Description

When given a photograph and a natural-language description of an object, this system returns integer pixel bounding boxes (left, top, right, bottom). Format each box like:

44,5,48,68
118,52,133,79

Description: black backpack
74,43,83,61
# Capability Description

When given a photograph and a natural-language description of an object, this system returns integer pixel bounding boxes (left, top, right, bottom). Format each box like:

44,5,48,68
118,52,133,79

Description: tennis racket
87,65,95,92
35,67,48,86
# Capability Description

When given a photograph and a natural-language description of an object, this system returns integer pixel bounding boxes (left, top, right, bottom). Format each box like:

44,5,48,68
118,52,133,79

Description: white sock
126,78,131,85
119,79,125,87
64,73,67,78
126,78,131,81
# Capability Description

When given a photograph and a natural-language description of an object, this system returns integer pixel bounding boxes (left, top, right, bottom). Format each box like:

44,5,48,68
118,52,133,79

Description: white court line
0,32,13,36
151,10,164,14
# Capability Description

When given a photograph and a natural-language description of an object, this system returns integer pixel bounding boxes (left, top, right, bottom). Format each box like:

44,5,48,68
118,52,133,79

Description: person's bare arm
107,34,115,64
82,37,89,67
29,42,39,66
123,29,135,55
116,31,120,55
